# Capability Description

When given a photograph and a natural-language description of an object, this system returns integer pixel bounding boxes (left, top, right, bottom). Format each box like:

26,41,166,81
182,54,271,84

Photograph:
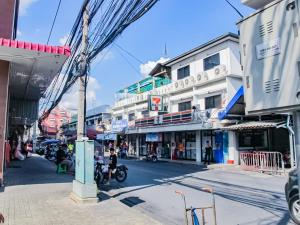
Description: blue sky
18,0,253,111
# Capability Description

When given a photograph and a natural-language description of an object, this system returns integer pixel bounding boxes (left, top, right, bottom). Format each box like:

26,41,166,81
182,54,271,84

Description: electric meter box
238,0,300,115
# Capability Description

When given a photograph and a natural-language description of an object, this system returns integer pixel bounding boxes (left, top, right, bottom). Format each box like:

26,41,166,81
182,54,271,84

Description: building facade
41,107,72,138
112,33,243,163
61,105,112,141
0,0,19,184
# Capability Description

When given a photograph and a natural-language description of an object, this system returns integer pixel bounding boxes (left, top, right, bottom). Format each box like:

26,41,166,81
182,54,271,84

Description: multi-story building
41,107,72,138
61,105,111,141
112,33,243,163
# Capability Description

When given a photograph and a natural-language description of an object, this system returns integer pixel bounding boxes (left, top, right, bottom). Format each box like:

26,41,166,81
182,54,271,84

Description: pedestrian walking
0,213,4,223
204,141,212,165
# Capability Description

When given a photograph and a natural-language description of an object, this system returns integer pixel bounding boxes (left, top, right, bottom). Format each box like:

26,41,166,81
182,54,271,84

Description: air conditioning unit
184,78,189,86
190,76,195,84
179,80,184,88
220,64,227,74
203,71,208,81
214,67,221,76
174,81,179,90
196,73,202,82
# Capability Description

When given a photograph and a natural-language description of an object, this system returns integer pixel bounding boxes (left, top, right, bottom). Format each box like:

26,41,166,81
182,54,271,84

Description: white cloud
17,30,22,37
59,76,101,114
59,35,68,46
19,0,38,16
140,57,169,77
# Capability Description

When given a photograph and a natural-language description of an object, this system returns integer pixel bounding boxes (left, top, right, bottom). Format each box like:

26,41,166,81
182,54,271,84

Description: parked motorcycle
94,162,128,187
146,153,158,162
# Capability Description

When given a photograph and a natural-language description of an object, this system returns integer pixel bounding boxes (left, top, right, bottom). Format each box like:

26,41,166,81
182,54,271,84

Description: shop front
174,131,196,160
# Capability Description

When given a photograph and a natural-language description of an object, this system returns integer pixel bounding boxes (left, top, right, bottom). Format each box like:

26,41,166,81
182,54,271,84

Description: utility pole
77,5,89,140
72,3,98,203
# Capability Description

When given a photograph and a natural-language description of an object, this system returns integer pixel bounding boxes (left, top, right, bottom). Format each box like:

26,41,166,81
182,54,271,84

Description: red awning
0,38,70,56
0,38,71,100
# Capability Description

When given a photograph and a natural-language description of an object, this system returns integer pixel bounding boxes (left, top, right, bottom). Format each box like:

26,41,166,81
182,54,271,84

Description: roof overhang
0,38,70,100
222,121,285,131
218,86,245,120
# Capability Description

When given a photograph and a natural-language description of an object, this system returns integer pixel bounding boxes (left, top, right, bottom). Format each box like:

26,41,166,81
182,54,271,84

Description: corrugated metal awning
222,121,285,130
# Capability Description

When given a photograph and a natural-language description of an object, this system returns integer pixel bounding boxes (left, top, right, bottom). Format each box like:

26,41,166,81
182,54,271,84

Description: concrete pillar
136,135,139,157
0,60,9,185
228,131,238,165
171,132,175,160
196,130,202,163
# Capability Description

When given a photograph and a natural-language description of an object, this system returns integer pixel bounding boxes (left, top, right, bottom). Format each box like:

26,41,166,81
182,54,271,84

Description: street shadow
3,154,73,187
120,196,145,207
101,160,292,224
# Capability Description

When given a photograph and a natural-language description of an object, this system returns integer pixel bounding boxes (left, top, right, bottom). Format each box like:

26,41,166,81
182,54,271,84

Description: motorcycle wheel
152,156,158,162
115,169,127,182
95,172,104,188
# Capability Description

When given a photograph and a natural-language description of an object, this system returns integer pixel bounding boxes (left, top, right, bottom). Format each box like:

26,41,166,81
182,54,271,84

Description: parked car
285,169,300,224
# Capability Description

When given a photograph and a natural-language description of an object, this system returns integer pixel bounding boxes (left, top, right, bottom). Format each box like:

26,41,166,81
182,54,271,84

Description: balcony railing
132,109,213,129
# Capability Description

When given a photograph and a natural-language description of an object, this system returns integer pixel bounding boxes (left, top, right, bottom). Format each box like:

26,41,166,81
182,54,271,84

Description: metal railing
240,151,285,174
132,109,214,129
134,110,193,128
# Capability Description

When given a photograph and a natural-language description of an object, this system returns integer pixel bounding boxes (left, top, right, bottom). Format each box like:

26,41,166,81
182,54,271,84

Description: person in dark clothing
0,212,4,223
56,146,73,171
107,148,117,185
56,146,66,164
204,141,212,165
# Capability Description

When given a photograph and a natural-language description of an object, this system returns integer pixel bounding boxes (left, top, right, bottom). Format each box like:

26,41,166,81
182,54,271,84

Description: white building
112,33,243,163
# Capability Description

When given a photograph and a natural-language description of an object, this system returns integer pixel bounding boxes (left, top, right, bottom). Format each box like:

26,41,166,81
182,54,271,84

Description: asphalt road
102,159,294,225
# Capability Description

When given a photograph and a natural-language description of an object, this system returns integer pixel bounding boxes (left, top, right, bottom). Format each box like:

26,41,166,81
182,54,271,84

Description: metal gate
240,151,285,174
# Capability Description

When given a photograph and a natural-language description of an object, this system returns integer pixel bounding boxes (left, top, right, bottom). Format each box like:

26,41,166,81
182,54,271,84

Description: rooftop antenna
164,43,168,58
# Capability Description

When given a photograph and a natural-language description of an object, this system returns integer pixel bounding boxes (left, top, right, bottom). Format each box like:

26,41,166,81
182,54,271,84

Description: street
103,159,293,225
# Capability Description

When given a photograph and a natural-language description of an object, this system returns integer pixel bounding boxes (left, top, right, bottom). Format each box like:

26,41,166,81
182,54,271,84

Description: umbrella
41,139,61,145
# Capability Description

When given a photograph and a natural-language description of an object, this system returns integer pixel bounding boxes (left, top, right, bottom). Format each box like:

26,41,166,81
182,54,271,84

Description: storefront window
238,129,268,149
161,133,171,159
174,131,196,160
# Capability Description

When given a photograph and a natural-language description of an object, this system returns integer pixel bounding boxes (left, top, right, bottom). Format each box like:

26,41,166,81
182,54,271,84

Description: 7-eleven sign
148,95,163,111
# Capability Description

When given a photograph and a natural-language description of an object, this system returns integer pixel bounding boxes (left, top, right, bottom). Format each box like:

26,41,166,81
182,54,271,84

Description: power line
114,43,144,64
224,0,244,18
114,44,141,76
39,0,159,124
46,0,62,45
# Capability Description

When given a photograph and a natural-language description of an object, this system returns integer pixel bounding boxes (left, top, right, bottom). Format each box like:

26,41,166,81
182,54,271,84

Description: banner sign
111,119,128,132
256,38,280,60
146,133,162,142
96,133,117,141
148,95,163,111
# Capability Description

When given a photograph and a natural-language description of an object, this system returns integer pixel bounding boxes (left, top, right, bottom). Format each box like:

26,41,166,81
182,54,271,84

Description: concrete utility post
71,3,98,203
293,112,300,198
77,5,89,140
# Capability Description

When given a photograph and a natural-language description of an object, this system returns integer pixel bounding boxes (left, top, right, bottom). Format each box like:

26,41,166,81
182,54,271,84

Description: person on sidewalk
56,146,73,171
106,148,117,185
0,213,4,223
204,141,212,165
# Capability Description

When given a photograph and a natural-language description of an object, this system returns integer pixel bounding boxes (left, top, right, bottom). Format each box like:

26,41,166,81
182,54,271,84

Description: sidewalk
0,155,161,225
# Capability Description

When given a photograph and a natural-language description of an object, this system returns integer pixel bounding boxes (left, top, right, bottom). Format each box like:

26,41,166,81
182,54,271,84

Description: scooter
146,152,158,162
94,162,128,187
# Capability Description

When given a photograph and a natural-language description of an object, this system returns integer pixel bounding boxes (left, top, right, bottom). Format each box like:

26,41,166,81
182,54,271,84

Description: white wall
112,39,242,120
228,41,243,76
170,42,231,81
226,77,243,101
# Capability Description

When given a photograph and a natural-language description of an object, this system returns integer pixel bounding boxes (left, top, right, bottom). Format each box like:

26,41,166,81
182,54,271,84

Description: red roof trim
0,38,71,56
